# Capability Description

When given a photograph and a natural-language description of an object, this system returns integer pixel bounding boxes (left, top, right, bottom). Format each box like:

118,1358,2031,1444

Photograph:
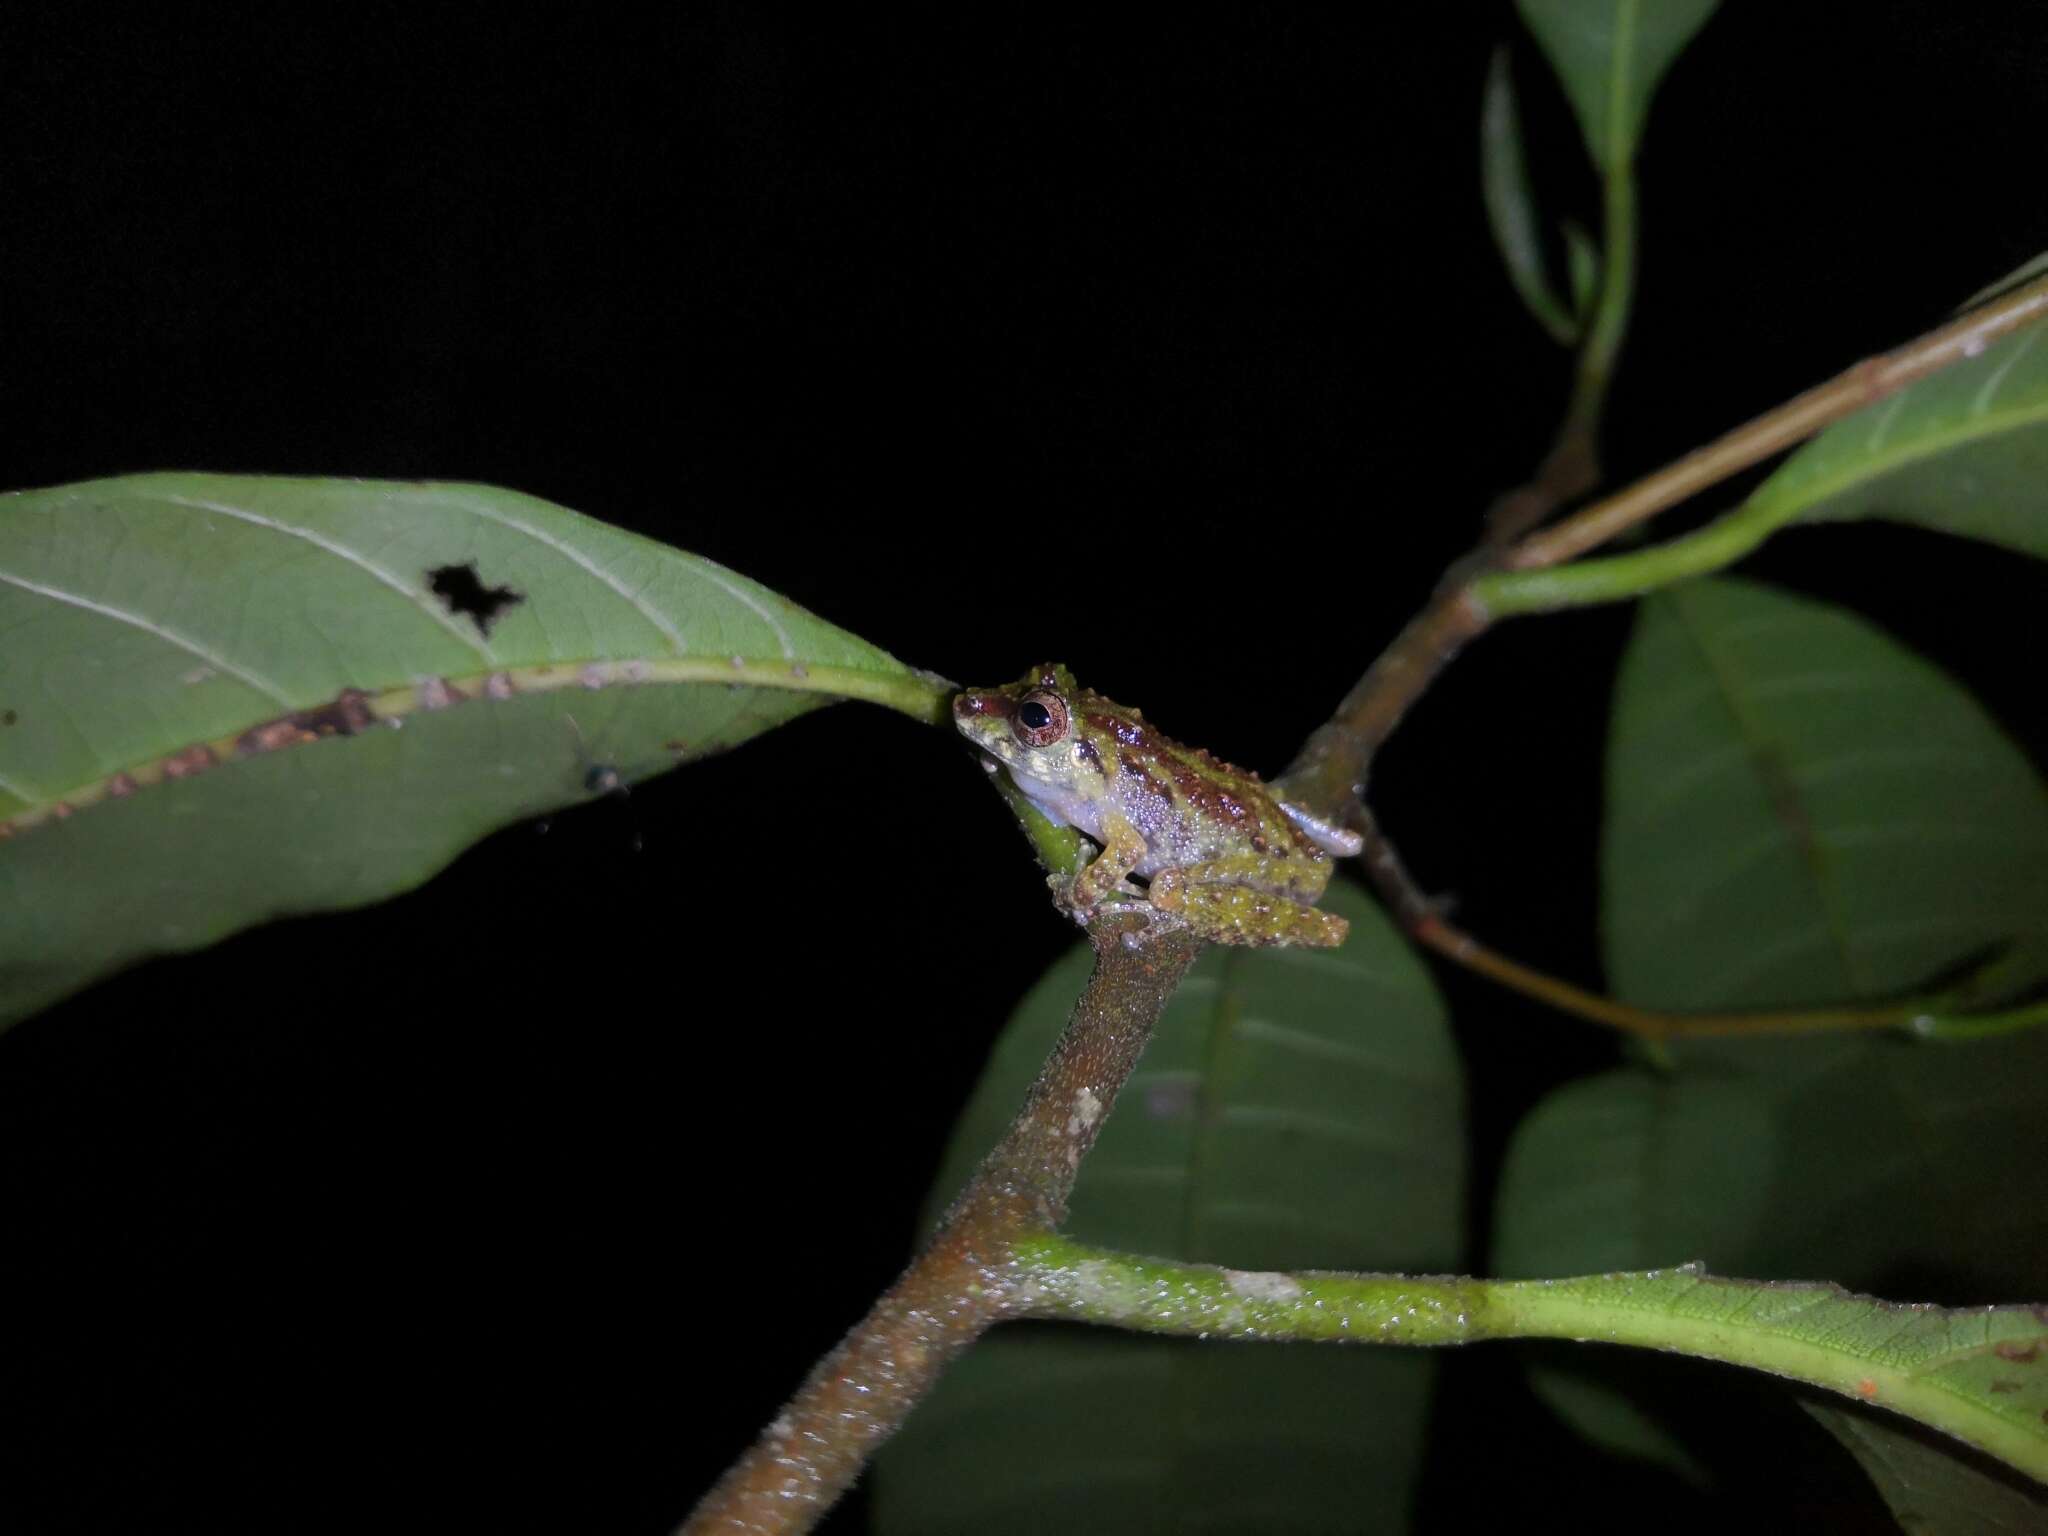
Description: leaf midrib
1662,586,1863,997
0,655,929,831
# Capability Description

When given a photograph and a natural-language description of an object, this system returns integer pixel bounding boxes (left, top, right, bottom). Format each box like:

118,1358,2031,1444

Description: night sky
3,6,2044,1532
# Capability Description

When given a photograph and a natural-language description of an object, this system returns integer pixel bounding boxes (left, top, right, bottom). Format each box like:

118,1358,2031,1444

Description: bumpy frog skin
953,664,1361,947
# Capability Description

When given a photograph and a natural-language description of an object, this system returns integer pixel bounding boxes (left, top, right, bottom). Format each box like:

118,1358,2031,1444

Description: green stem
1016,1237,2048,1485
1019,1234,1487,1345
1911,995,2048,1042
1471,492,1791,615
1562,148,1637,451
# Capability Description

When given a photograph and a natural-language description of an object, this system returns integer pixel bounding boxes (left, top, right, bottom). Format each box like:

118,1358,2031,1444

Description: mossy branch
1015,1237,2048,1486
677,919,1202,1535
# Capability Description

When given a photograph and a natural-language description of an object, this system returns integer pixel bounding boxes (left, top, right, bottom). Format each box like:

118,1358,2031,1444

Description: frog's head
952,663,1098,797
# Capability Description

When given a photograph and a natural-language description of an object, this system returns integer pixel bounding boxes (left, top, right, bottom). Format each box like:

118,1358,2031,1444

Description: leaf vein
152,491,499,662
0,566,293,706
1230,1015,1439,1081
447,497,715,656
1969,327,2042,417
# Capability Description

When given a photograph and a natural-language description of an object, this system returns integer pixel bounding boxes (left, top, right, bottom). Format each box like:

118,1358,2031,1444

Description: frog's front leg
1148,855,1349,948
1069,808,1150,913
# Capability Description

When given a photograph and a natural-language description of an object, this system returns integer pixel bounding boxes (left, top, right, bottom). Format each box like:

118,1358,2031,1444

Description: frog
952,664,1362,947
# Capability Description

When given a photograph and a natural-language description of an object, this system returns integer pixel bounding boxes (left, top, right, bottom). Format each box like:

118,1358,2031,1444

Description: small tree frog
953,664,1361,947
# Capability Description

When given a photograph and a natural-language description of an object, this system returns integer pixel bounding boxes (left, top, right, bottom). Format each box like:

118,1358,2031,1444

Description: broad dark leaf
1495,577,2048,1494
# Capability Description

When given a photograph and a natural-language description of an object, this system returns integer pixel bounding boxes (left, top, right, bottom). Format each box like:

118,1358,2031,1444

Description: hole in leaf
425,562,524,638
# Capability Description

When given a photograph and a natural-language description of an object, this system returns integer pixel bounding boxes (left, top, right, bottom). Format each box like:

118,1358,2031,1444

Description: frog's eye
1013,690,1069,747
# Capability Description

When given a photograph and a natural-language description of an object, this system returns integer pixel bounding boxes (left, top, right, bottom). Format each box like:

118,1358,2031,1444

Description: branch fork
681,266,2048,1535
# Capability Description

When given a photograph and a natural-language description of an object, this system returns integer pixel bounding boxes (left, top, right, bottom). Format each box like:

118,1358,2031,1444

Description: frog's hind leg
1148,863,1348,948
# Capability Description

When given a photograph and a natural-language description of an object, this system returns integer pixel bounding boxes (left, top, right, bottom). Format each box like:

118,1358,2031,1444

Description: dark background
2,5,2044,1532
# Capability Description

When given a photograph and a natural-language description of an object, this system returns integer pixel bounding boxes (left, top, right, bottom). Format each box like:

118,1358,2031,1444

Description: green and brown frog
953,664,1360,947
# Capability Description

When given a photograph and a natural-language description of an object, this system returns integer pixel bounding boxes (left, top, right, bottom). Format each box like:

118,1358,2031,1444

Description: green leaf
1494,1269,2048,1484
0,473,940,1028
1498,1027,2048,1309
874,882,1464,1535
1750,295,2048,561
1495,576,2048,1481
1515,0,1719,173
1481,46,1579,347
1803,1402,2048,1536
1602,577,2048,1015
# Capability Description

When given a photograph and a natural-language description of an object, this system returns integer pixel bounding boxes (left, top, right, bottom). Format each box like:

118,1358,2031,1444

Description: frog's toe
1235,901,1348,948
1296,908,1349,948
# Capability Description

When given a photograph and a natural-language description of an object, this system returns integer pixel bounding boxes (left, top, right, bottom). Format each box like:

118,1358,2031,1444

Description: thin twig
1285,271,2048,1037
1476,427,1599,554
1343,810,2017,1041
678,920,1202,1535
1507,271,2048,573
1405,914,1979,1041
1288,270,2048,823
1276,589,1491,816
